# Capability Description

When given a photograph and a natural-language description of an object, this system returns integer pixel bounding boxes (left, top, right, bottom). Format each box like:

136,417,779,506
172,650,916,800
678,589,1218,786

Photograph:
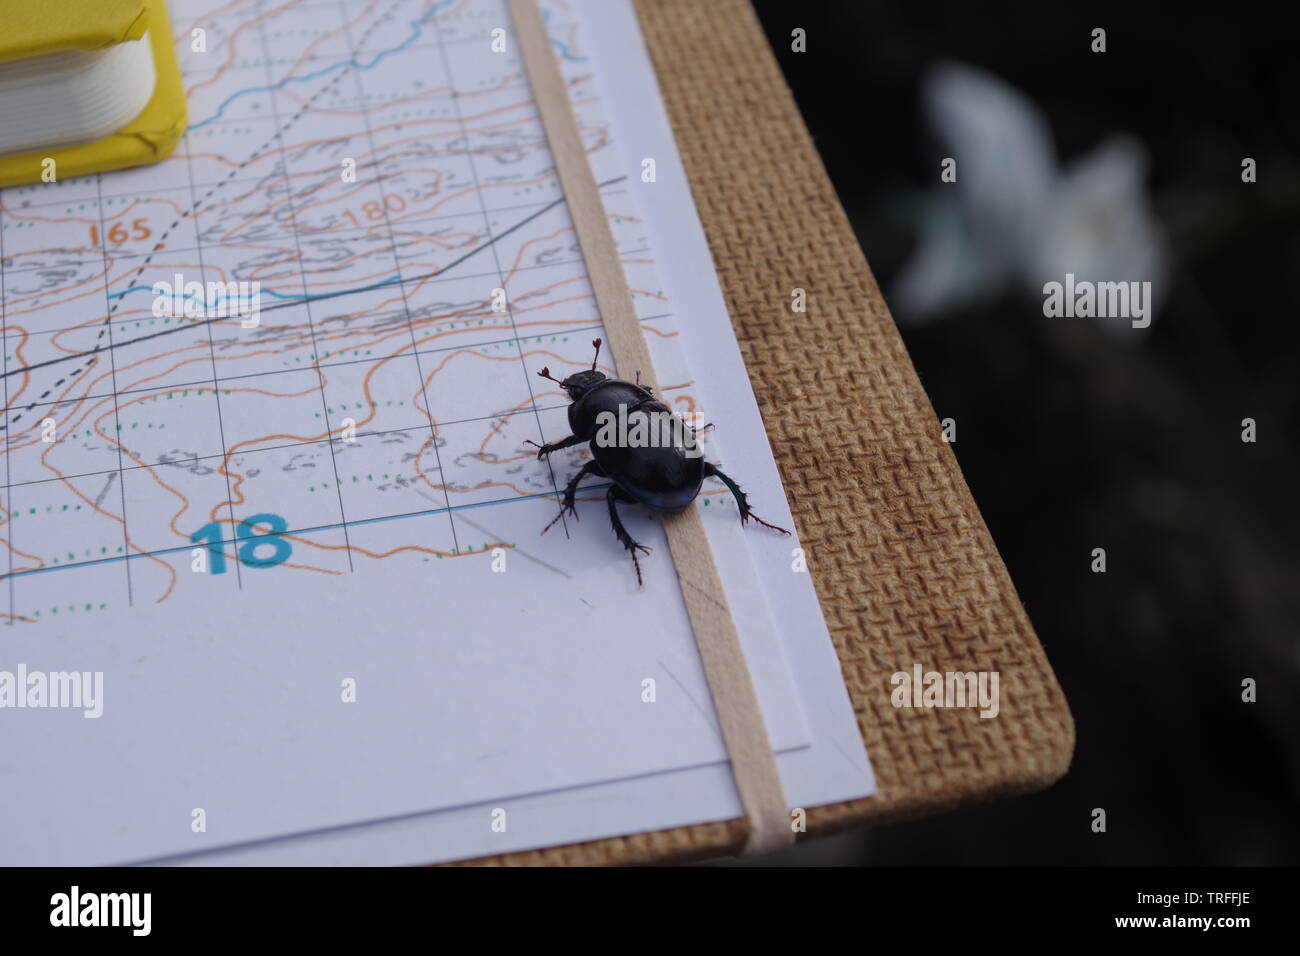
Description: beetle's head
554,368,606,399
537,338,607,401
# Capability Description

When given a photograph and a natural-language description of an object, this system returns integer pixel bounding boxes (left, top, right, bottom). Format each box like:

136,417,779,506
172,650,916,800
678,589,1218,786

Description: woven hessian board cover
458,0,1075,866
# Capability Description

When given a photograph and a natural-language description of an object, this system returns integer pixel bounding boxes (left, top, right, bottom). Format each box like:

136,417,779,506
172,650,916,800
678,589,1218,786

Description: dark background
740,0,1300,865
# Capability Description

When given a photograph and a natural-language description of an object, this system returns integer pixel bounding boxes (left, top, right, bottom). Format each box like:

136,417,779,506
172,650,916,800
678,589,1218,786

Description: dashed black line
1,66,355,432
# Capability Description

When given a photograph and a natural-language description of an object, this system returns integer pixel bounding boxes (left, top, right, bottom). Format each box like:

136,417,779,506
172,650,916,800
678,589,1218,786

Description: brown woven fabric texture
462,0,1074,866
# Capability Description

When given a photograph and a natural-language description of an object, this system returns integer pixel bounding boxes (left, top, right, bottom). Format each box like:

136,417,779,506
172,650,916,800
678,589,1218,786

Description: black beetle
528,338,788,584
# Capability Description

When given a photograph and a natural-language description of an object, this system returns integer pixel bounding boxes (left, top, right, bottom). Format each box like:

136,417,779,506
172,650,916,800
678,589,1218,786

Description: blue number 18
191,512,293,572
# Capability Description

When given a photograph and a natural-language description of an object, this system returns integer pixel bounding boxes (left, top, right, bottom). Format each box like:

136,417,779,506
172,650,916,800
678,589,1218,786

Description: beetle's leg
635,370,654,396
607,486,652,586
542,461,603,534
704,463,791,535
524,432,586,460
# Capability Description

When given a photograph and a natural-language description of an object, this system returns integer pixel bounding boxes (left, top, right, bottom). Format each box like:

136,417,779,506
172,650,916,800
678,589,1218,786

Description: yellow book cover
0,0,186,187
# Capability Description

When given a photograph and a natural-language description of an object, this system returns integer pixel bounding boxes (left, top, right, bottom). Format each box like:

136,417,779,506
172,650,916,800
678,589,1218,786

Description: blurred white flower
892,62,1167,329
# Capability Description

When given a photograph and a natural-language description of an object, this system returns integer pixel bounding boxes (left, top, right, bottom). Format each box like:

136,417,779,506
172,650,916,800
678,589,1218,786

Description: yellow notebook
0,0,186,187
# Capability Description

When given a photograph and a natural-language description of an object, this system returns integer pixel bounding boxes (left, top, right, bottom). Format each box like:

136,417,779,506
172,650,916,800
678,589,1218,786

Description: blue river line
189,1,584,132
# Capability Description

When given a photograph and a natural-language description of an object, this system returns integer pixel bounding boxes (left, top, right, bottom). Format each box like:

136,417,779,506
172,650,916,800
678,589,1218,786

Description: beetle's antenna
590,338,602,370
536,366,564,385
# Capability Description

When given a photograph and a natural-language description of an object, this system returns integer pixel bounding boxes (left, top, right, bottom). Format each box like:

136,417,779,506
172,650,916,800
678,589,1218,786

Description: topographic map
0,0,858,868
0,0,691,622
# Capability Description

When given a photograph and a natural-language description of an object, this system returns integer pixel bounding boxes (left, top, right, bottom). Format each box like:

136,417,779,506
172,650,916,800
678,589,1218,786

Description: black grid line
337,0,465,554
0,484,614,585
1,193,12,619
2,188,627,249
2,246,641,353
432,13,576,539
92,175,135,607
0,404,584,492
0,316,673,423
182,127,245,589
257,18,355,571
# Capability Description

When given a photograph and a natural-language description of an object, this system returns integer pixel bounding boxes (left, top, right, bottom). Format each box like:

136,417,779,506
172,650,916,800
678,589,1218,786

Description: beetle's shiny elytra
528,339,789,585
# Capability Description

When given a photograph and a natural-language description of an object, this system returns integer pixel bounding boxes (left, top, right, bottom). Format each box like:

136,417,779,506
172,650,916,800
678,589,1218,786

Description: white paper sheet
161,0,875,865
